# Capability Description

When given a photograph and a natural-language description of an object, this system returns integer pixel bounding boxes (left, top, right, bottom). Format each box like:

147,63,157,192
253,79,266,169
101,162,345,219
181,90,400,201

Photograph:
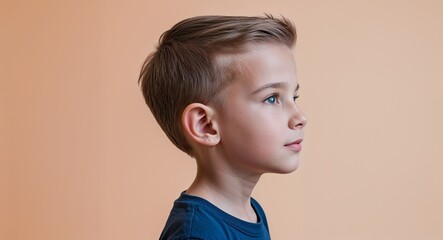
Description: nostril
289,114,307,129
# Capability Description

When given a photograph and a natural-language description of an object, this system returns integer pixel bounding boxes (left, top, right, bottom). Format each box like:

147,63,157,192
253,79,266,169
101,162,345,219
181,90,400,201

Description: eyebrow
252,82,299,95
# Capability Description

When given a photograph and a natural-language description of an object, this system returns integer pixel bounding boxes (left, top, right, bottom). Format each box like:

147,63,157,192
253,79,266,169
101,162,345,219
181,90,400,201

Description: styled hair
138,14,296,154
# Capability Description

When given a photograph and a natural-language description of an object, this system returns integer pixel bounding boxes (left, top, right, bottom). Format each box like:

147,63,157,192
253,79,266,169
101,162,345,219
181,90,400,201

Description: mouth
284,139,303,152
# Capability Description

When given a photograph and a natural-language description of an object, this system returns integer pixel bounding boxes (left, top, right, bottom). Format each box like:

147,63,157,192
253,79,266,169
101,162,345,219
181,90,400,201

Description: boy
139,14,307,240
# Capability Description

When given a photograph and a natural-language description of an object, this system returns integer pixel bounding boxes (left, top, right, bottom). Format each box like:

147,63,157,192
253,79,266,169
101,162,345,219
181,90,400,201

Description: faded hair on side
138,14,296,154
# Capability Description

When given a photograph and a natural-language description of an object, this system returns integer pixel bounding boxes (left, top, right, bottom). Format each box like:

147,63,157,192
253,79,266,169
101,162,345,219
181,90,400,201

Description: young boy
139,14,307,240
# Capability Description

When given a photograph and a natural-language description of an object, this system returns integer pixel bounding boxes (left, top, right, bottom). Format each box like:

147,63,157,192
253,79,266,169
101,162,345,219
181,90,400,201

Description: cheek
218,101,284,144
230,113,281,146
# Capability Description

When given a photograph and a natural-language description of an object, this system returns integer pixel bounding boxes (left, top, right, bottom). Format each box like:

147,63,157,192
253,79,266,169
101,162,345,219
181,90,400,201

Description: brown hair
138,14,296,154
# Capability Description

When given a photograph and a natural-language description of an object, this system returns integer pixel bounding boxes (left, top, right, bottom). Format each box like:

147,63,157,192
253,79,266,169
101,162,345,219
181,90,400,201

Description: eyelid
263,92,300,104
263,93,280,104
268,92,280,98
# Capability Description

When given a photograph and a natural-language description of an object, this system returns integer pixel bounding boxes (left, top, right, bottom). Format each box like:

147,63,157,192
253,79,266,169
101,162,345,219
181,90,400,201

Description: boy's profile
139,14,307,240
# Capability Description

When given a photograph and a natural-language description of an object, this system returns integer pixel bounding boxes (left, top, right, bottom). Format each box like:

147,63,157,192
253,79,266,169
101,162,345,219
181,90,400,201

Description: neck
186,160,261,222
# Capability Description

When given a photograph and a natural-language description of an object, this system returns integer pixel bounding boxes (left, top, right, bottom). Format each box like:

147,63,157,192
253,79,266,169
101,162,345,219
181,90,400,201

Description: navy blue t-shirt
159,192,271,240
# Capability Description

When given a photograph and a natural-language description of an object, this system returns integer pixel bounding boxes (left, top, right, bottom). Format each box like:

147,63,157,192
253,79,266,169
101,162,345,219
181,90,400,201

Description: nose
288,104,307,129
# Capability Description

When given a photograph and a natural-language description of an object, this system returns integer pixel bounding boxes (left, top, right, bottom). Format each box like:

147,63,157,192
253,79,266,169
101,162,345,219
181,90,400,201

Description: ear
181,103,220,147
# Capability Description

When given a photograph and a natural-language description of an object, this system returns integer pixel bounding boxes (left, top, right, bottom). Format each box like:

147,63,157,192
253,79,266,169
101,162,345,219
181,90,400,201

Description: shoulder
160,193,271,240
160,193,227,240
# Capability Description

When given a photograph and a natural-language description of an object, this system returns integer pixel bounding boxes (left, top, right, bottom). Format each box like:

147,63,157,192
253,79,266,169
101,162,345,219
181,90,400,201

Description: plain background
1,0,443,239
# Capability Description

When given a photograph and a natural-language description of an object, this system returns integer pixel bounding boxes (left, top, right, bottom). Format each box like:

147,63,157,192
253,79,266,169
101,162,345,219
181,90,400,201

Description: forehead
210,42,298,108
230,42,298,93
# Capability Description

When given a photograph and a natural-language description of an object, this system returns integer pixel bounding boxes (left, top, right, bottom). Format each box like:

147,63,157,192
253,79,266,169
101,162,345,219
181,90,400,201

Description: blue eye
265,95,278,104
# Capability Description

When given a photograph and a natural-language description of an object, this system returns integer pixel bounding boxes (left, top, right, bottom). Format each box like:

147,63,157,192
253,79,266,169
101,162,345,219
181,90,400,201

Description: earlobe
182,103,220,146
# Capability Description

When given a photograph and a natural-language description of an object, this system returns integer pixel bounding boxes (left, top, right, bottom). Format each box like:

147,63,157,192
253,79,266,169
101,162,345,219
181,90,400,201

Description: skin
184,42,307,223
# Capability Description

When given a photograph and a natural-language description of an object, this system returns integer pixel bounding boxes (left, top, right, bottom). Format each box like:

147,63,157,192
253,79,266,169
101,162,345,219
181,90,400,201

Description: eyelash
265,94,279,104
264,94,299,104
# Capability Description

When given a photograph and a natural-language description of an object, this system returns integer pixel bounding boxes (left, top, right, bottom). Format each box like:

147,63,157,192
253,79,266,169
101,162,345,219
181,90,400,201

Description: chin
273,160,299,174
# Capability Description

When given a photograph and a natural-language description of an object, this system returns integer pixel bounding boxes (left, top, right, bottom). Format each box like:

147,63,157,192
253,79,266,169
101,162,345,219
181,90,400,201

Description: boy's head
139,15,297,155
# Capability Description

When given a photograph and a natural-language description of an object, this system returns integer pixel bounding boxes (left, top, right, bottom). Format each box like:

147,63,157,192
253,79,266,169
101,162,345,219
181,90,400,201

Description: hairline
207,41,295,109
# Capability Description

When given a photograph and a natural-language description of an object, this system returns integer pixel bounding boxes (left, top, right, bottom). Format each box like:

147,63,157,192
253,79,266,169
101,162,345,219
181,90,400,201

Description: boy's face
213,42,307,176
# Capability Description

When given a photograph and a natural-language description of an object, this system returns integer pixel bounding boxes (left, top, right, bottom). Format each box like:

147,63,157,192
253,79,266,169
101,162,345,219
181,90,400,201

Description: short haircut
138,14,296,154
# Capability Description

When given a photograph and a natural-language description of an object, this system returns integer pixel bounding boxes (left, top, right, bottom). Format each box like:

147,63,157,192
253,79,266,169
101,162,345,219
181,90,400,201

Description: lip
284,139,303,152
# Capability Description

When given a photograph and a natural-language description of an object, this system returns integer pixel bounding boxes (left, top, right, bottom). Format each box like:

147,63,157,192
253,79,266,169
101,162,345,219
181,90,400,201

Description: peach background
2,0,443,239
